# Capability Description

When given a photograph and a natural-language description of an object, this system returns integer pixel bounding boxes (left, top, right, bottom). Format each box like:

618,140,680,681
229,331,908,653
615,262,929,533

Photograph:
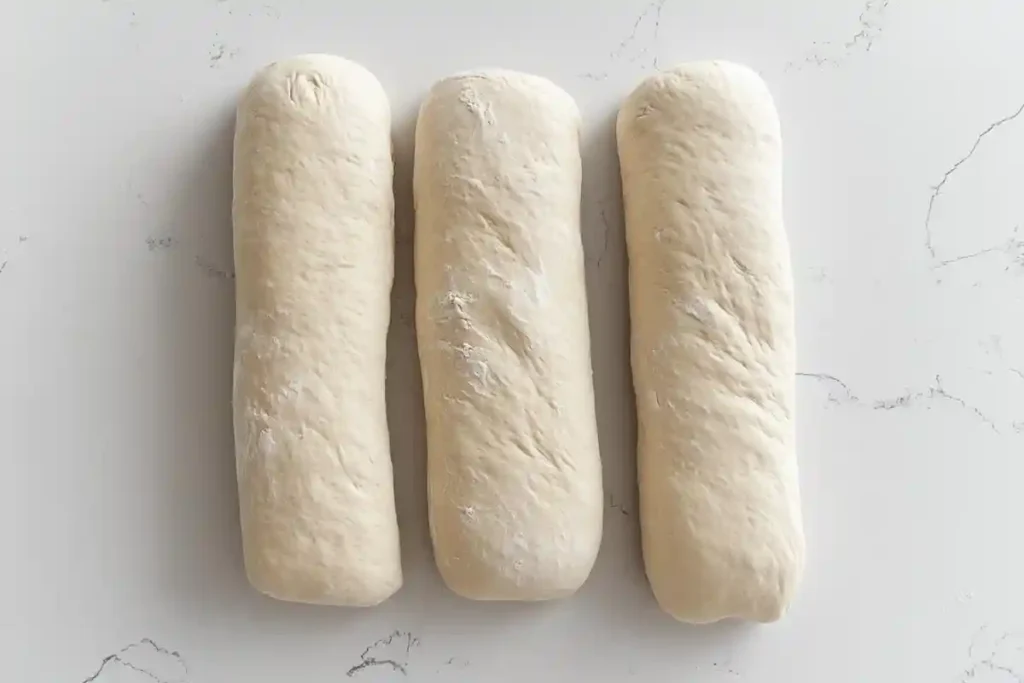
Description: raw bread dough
232,55,402,606
617,61,805,623
414,70,603,600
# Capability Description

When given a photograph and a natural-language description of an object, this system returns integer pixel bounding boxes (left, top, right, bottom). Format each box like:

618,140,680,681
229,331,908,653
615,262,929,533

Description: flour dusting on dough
257,428,277,457
435,289,476,326
440,340,495,393
523,265,551,307
683,297,712,324
458,86,496,125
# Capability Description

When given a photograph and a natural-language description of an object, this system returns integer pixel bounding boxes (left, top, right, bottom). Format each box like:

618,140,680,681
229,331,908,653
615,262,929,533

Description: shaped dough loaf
414,71,603,600
232,55,402,606
617,62,805,623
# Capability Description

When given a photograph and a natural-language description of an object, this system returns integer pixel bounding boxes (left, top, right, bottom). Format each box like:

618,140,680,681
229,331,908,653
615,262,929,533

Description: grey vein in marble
578,0,666,80
347,631,420,678
786,0,892,71
797,372,1000,432
925,103,1024,260
80,638,187,683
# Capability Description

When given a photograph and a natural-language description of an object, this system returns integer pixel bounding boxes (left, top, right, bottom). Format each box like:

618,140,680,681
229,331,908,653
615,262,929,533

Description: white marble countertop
4,0,1023,680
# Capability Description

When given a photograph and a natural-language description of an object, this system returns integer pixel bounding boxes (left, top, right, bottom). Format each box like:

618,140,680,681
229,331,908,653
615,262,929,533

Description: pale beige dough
414,70,603,600
617,61,805,623
232,55,401,606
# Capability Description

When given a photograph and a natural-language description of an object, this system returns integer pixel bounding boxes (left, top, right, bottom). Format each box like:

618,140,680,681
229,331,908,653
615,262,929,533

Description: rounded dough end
241,54,390,120
245,559,401,608
433,552,591,603
617,60,779,147
648,556,802,624
421,68,581,130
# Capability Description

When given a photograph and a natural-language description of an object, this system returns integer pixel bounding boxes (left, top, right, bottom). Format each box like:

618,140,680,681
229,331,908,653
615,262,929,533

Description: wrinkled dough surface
414,70,603,600
232,54,401,606
618,61,804,623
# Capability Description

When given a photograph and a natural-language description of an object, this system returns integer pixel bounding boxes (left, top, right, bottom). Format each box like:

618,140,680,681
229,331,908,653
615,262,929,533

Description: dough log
414,71,603,600
232,55,402,606
617,62,804,623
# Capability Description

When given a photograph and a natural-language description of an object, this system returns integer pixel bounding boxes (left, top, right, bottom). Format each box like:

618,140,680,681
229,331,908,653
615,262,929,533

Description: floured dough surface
232,54,402,606
617,61,805,623
414,70,603,600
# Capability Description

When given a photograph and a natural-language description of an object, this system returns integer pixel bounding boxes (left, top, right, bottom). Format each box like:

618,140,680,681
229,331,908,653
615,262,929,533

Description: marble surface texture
3,0,1023,680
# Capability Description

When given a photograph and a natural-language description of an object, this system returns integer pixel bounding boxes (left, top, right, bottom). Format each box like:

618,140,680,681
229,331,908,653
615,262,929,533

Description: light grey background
3,1,1023,680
